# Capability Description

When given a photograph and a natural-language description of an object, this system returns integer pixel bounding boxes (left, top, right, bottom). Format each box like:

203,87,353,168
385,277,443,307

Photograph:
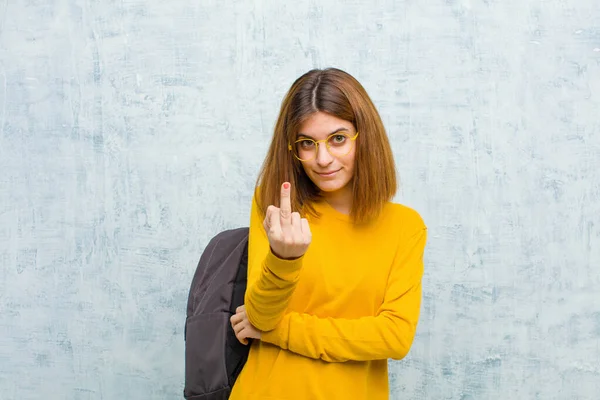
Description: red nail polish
284,183,290,189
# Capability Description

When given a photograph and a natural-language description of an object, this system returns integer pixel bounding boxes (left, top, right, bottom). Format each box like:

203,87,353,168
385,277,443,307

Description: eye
298,139,315,149
330,134,347,145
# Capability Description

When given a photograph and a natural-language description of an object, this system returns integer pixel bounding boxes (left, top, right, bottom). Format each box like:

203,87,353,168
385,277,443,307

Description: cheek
300,160,314,175
342,150,356,170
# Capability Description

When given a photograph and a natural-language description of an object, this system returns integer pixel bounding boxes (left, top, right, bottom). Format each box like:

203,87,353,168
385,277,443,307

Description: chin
313,179,349,193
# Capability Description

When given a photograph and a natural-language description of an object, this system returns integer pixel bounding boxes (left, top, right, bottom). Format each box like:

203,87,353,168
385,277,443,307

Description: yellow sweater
230,195,427,400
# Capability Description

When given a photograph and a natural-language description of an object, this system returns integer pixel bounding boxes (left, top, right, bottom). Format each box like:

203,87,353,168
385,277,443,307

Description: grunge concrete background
0,0,599,398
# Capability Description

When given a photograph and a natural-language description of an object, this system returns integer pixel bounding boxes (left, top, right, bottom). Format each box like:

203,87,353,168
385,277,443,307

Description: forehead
297,112,354,139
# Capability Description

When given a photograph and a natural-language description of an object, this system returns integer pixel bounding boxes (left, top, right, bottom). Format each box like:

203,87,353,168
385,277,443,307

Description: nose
315,143,333,167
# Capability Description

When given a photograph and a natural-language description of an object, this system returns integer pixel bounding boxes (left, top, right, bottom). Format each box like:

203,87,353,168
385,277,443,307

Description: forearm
261,307,419,362
244,251,303,331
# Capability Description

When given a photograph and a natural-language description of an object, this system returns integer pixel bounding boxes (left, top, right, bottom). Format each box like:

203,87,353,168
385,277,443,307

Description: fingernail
283,182,290,189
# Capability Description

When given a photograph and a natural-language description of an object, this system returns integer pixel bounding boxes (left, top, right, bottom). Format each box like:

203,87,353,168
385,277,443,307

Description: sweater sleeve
244,193,304,332
260,226,427,362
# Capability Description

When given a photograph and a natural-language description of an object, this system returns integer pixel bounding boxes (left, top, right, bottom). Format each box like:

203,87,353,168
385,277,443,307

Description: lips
316,169,340,177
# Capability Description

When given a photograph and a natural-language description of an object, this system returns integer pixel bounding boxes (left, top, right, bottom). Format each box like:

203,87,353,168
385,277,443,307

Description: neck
322,185,353,215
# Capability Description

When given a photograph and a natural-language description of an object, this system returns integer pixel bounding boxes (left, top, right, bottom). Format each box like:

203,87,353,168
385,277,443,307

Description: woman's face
295,112,357,197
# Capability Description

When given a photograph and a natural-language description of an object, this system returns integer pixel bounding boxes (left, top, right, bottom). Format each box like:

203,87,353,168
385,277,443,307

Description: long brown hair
255,68,397,225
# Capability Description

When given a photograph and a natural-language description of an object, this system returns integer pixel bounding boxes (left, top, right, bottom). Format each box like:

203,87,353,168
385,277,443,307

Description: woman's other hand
230,305,262,345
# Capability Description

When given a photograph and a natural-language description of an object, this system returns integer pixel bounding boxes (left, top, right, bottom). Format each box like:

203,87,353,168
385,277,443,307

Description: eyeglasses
288,131,359,162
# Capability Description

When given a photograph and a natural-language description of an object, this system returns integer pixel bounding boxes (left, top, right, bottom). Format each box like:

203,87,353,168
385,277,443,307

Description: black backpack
184,227,251,399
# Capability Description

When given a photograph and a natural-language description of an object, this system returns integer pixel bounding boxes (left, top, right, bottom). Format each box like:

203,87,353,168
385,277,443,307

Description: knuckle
280,210,290,219
270,231,282,242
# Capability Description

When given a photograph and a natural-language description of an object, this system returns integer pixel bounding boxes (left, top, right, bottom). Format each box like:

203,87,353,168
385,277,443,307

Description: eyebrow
297,127,350,140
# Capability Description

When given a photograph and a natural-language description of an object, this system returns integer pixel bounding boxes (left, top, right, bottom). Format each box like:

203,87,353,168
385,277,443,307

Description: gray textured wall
1,0,599,399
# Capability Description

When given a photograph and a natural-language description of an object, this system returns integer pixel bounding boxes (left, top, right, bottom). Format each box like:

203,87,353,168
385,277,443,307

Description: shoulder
381,202,427,234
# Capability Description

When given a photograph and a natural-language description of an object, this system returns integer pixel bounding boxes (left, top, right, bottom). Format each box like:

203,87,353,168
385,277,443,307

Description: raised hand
263,182,312,260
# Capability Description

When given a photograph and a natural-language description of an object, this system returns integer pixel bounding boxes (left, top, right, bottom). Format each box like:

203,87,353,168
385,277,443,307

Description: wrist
270,247,303,261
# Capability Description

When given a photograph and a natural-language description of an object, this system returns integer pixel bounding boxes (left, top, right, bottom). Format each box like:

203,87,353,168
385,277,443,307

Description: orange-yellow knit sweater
229,194,427,400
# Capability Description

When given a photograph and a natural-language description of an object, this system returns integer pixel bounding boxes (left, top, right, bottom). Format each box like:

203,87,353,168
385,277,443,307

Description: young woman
229,68,427,400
